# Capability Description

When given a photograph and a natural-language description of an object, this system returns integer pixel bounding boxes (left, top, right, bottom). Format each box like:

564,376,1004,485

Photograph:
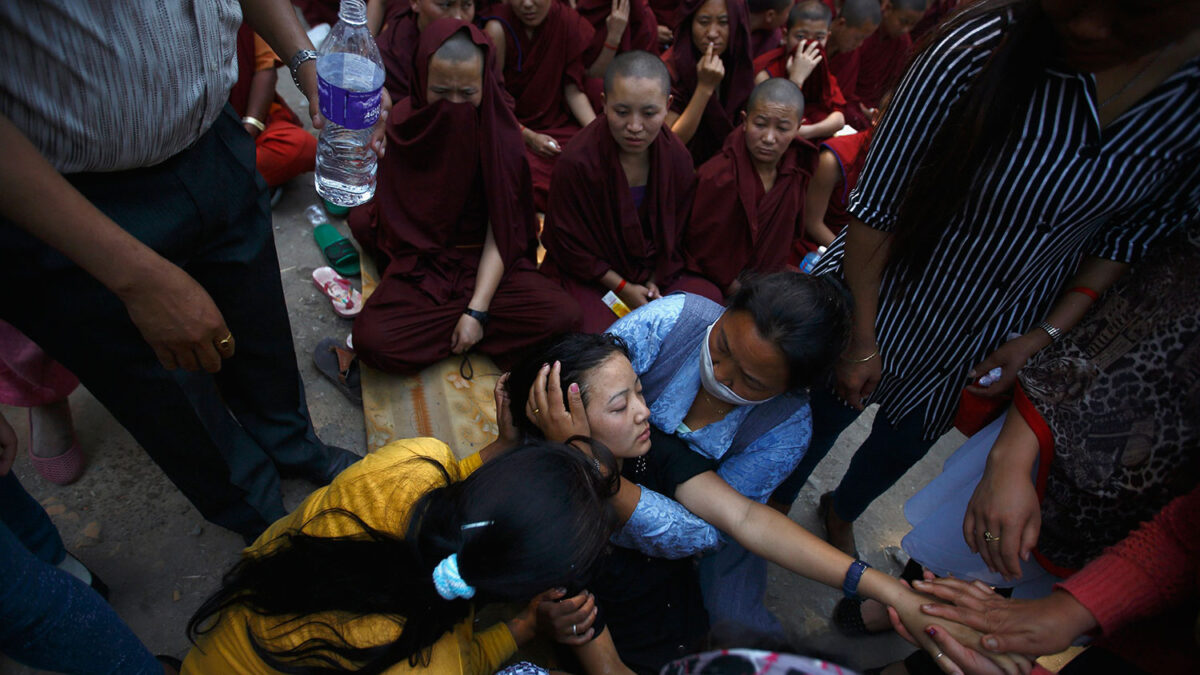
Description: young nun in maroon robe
541,51,702,332
483,0,601,212
839,0,924,127
684,78,816,297
664,0,757,167
374,0,477,103
752,1,846,139
825,0,882,129
349,19,581,375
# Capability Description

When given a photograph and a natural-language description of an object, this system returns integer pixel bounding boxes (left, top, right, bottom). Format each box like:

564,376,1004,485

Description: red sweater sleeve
1056,484,1200,635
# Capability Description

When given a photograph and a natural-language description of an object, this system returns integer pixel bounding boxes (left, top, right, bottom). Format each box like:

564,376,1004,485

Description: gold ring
215,333,234,349
532,408,540,415
983,530,1000,543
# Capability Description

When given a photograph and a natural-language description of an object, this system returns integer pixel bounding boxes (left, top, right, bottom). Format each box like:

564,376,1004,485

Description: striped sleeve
848,13,1007,233
1086,155,1200,262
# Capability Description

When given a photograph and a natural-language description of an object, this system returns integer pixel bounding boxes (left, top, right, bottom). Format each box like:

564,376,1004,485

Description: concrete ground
1,74,967,674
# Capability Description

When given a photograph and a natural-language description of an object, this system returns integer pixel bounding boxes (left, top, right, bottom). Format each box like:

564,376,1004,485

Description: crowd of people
1,0,1197,674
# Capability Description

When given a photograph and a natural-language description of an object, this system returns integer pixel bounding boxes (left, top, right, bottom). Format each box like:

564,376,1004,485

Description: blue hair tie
432,554,475,600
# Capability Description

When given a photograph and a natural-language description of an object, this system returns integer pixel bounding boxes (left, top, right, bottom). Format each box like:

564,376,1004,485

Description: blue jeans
0,472,160,674
772,388,936,522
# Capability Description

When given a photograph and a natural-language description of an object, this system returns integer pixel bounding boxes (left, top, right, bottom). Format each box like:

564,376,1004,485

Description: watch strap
289,49,320,91
842,559,870,598
464,308,490,326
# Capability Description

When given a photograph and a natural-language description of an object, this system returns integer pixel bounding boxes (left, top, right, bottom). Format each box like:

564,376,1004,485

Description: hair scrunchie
432,553,475,600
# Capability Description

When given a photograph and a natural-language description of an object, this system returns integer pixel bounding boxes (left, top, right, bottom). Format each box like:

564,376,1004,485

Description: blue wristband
842,559,870,598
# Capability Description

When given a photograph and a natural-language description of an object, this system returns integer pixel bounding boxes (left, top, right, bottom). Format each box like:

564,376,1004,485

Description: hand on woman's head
525,361,591,443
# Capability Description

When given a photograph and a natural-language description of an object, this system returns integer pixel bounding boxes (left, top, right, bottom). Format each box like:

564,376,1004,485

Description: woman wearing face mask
506,327,1026,675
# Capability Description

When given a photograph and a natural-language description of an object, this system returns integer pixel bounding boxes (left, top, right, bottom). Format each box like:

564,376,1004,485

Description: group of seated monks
330,0,941,376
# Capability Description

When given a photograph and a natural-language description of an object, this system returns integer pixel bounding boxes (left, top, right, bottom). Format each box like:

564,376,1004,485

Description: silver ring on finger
571,623,577,636
935,651,944,660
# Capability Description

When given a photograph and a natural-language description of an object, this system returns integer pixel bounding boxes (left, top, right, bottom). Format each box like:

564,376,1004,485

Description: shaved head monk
541,51,701,332
684,78,817,297
373,0,477,103
665,0,758,166
350,20,581,374
753,1,847,139
747,0,795,58
837,0,925,128
484,0,602,211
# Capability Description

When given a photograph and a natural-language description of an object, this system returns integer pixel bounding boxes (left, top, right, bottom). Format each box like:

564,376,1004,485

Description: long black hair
886,0,1054,284
727,272,852,390
187,440,619,674
506,333,633,439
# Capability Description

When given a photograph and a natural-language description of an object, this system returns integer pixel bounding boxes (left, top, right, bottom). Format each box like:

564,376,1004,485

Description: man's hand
450,312,485,354
657,25,674,44
525,130,563,158
617,282,657,309
297,60,391,159
0,411,17,476
537,588,599,645
116,260,234,373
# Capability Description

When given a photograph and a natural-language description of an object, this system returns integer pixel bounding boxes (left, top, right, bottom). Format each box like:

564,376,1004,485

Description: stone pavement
1,72,968,675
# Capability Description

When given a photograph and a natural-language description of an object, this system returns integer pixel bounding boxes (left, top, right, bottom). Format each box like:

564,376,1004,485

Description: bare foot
29,399,75,458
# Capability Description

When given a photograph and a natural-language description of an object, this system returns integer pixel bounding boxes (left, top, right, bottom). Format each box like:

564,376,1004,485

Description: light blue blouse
607,295,813,559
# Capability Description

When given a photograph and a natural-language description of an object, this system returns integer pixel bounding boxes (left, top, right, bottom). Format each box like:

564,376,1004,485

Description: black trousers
0,108,341,538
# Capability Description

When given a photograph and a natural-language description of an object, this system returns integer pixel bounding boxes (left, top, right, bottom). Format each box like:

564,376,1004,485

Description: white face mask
699,323,775,407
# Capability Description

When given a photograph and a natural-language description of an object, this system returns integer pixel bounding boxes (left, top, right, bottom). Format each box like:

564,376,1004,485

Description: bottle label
318,74,381,130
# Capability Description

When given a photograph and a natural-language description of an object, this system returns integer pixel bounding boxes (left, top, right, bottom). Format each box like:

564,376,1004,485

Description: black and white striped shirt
815,9,1200,439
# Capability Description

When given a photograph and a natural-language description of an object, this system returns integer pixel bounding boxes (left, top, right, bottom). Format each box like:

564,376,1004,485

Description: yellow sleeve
460,622,518,675
457,451,484,478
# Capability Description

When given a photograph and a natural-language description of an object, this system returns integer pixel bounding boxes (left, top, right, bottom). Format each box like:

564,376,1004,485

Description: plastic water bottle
304,204,328,228
799,245,827,274
315,0,384,207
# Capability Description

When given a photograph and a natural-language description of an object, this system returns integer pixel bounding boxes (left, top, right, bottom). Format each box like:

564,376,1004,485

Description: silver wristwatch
288,49,319,91
1038,320,1063,343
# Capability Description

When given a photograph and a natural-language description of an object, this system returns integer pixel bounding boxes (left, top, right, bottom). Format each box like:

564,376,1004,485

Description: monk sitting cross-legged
665,0,757,167
349,20,581,375
753,1,846,140
484,0,601,211
541,51,704,333
684,78,817,298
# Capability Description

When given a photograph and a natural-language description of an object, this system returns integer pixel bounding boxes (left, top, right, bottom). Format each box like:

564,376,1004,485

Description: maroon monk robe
350,19,581,374
853,28,912,111
685,126,817,292
485,2,595,212
911,0,960,42
793,127,871,258
752,43,847,126
375,7,421,103
828,46,870,129
749,27,782,59
665,0,756,167
292,0,339,27
541,118,697,332
649,0,682,34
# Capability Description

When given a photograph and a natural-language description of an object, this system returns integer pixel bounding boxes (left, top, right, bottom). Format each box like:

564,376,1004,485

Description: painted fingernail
984,637,999,650
925,627,937,637
570,383,580,393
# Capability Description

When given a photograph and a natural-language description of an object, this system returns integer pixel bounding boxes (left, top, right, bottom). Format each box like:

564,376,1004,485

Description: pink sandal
312,266,363,318
28,410,86,485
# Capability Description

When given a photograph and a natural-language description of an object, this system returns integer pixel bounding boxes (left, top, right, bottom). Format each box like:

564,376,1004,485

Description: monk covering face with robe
484,0,599,211
375,0,477,103
752,1,847,139
684,78,816,296
665,0,758,166
541,51,700,332
349,19,581,375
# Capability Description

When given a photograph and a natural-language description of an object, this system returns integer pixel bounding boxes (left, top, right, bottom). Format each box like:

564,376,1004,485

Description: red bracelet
1065,286,1099,301
604,41,620,51
615,279,627,293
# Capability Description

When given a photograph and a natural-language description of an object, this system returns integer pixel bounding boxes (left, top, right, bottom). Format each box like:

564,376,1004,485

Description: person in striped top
770,0,1200,559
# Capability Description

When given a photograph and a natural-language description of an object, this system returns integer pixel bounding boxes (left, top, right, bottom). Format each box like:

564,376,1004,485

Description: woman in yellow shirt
182,434,618,674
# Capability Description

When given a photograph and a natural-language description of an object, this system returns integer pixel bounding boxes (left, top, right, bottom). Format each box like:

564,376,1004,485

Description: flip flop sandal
312,266,363,318
28,410,86,485
313,223,360,277
313,337,362,404
323,198,350,217
832,596,881,637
